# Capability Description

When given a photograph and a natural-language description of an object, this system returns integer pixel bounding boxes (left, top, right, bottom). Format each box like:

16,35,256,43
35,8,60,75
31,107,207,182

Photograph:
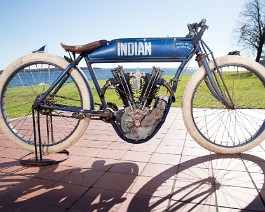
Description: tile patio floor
1,108,265,211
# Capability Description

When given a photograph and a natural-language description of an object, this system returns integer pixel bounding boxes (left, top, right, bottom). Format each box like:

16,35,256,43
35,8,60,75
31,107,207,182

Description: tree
235,0,265,62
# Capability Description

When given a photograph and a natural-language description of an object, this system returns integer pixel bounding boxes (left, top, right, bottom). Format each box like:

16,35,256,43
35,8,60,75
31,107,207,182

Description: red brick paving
1,108,265,211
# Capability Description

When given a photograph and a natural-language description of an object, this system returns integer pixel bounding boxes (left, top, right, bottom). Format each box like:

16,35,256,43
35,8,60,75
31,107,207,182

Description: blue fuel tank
89,37,194,60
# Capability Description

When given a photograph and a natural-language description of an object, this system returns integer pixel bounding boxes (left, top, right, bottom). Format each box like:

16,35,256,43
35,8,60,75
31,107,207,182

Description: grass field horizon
3,71,265,119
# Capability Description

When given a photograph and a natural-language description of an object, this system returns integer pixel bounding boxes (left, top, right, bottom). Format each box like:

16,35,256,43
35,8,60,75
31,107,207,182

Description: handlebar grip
199,18,207,27
189,19,207,29
186,19,207,38
186,19,208,44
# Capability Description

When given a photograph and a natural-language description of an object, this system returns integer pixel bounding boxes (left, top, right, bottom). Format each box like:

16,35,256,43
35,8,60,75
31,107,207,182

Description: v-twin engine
117,95,168,140
102,66,174,141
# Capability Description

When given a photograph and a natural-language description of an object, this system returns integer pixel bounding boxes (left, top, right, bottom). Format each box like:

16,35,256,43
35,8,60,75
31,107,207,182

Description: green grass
5,83,82,118
4,72,265,119
89,74,191,107
192,71,265,109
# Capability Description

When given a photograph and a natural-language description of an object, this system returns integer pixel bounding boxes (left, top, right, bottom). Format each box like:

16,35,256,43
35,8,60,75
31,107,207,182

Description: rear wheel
183,56,265,154
0,53,91,154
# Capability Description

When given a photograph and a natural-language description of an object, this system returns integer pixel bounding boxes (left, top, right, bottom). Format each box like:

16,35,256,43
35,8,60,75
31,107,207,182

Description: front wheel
183,56,265,154
0,53,91,154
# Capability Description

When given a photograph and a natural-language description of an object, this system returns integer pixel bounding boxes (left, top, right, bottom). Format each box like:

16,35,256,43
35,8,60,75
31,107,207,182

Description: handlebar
186,19,208,45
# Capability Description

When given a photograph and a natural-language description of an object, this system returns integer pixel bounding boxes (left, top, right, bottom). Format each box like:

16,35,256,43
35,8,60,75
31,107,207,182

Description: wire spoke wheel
183,56,265,153
0,54,90,153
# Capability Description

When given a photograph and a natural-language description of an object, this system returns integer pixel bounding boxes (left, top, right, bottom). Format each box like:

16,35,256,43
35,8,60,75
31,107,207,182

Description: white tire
0,53,90,154
183,56,265,154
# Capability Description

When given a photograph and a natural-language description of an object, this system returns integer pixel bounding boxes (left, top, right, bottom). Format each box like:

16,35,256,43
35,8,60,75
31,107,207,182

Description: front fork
197,53,236,109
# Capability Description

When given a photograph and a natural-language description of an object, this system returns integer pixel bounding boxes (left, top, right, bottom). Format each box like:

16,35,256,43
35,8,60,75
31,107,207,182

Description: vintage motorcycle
1,19,265,155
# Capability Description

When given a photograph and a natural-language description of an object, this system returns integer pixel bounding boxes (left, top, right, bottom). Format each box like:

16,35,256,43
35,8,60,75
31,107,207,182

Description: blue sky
1,0,246,69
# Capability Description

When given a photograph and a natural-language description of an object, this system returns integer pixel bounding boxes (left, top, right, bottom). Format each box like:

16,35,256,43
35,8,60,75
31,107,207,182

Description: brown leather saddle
61,40,108,54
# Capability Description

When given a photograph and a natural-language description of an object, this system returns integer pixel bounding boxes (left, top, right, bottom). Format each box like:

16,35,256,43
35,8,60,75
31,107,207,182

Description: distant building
228,50,240,55
259,55,265,66
260,60,265,66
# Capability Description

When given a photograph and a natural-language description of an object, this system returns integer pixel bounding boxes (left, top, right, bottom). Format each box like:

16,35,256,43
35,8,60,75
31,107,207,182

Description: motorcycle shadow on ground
127,153,265,211
0,160,138,211
0,154,265,211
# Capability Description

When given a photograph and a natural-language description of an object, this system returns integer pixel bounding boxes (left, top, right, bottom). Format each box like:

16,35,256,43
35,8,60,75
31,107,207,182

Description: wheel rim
1,62,83,147
191,64,265,148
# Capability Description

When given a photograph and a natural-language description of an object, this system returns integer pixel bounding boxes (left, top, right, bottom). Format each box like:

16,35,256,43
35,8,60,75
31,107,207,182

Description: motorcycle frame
35,38,231,144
